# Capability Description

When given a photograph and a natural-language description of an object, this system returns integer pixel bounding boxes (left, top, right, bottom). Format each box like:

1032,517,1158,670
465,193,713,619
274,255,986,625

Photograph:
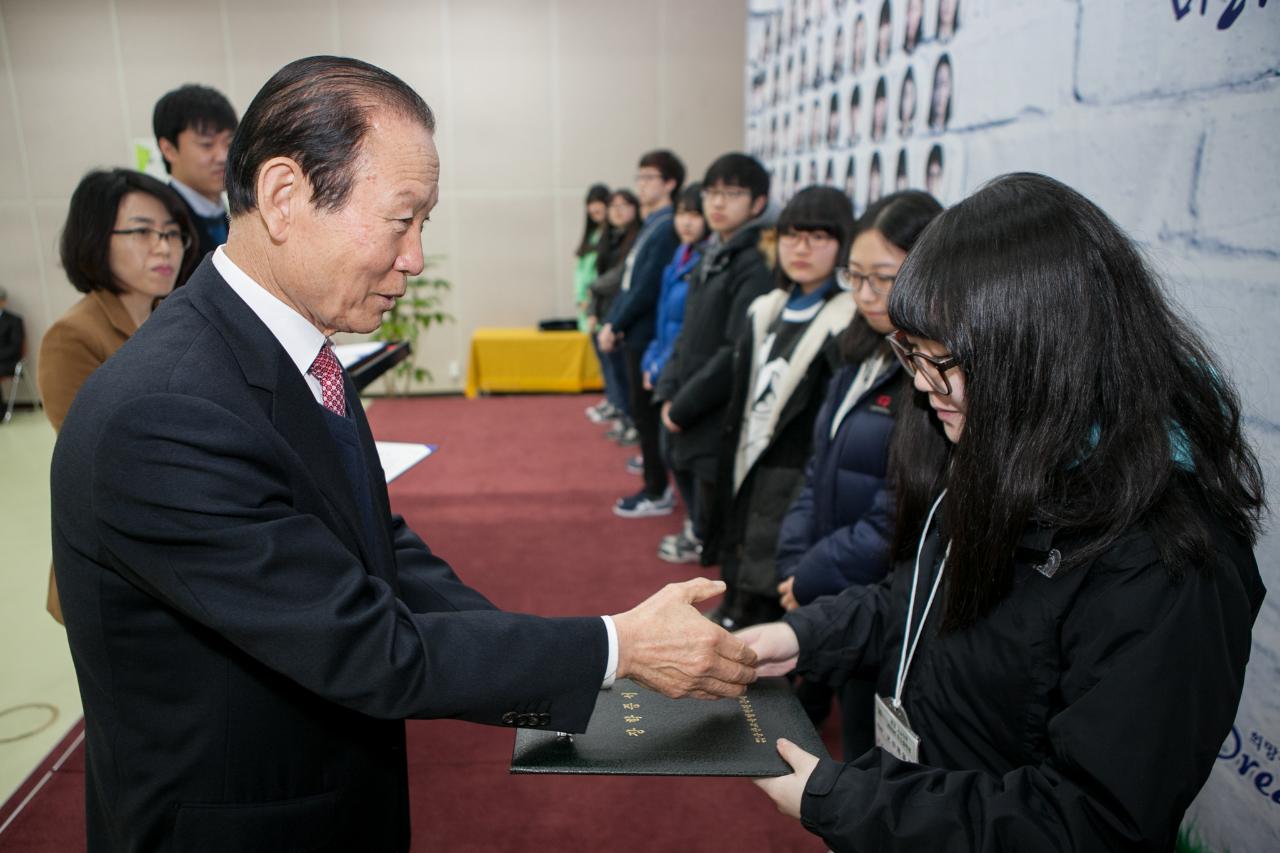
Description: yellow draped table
465,327,603,398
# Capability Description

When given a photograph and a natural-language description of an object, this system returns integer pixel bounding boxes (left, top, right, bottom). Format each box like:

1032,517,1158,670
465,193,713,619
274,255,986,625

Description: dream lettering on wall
1171,0,1270,31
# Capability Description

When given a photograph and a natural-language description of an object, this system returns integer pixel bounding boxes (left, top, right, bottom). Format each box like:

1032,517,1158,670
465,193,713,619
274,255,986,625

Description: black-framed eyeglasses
886,329,961,396
111,227,192,251
838,268,895,296
778,229,835,250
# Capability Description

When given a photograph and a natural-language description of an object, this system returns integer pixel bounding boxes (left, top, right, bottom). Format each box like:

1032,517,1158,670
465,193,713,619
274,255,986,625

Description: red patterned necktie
308,342,347,416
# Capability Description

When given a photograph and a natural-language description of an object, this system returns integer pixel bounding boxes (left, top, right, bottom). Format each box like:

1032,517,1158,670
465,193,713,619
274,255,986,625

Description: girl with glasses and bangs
707,186,857,631
744,173,1265,852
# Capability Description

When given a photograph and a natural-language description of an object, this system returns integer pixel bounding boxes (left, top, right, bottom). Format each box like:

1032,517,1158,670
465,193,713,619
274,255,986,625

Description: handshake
609,577,762,699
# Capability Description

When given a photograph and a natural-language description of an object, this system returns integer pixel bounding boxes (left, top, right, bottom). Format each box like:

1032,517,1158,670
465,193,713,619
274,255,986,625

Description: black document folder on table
510,677,829,777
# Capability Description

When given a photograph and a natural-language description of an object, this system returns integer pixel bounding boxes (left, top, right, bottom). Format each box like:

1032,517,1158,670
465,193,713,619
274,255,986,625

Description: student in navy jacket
600,151,685,515
773,191,943,757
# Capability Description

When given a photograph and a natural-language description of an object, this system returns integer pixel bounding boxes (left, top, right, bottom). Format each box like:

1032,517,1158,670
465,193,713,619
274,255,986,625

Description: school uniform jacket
784,516,1264,852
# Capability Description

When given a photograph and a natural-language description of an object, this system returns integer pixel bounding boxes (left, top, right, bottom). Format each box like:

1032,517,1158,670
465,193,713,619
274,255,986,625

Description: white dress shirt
212,247,619,687
170,177,227,219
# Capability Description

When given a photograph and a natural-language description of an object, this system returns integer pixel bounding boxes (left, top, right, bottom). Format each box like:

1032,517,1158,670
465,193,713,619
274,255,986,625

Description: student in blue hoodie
642,184,708,562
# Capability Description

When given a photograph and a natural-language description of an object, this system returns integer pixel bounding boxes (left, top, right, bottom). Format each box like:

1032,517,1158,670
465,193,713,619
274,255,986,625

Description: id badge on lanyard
874,693,920,763
874,491,949,764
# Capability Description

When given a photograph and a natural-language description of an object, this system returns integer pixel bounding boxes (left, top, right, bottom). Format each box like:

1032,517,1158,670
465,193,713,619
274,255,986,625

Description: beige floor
0,410,83,807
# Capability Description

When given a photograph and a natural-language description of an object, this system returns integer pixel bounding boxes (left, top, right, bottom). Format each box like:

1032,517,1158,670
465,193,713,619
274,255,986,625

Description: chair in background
2,339,41,424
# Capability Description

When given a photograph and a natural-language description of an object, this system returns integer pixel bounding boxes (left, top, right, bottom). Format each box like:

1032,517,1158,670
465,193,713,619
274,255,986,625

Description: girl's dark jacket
711,287,854,595
654,222,774,481
783,513,1265,852
775,358,906,605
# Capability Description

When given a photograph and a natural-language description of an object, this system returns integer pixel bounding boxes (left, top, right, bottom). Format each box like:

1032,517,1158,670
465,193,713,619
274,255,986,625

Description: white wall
0,0,746,395
748,1,1279,849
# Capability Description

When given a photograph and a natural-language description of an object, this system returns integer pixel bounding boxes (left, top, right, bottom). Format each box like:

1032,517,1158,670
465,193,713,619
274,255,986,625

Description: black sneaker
625,455,643,475
616,426,640,447
613,486,676,518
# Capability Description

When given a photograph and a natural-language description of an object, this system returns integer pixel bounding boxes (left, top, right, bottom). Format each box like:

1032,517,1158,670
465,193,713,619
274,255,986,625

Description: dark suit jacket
171,183,227,261
51,259,607,853
0,309,21,373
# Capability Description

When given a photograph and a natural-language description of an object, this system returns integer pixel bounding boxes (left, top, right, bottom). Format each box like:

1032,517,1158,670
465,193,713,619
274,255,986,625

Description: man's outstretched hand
611,578,758,700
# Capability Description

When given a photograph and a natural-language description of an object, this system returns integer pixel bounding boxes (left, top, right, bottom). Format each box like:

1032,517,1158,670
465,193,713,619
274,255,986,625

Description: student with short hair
153,84,238,260
656,153,774,568
599,150,685,516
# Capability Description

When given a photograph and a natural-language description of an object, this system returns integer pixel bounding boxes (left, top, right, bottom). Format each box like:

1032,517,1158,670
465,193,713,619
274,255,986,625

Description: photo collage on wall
746,0,961,213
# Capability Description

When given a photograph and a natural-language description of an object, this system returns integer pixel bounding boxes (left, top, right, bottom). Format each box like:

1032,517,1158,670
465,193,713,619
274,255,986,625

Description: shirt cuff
600,615,619,689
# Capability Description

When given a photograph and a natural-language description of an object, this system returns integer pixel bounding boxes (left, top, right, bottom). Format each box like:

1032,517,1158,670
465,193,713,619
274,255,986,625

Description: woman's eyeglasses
886,329,961,396
837,268,895,296
111,227,192,252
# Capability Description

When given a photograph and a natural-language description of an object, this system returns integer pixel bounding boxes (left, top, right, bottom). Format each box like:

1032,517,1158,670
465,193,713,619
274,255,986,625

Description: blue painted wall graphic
746,2,1279,851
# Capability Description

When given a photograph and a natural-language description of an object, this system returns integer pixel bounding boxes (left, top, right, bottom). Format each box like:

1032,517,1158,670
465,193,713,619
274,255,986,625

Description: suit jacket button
517,713,533,727
502,712,518,726
538,713,551,726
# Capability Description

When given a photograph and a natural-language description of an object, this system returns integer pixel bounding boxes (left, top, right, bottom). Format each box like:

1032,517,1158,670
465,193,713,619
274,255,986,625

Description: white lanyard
892,490,951,708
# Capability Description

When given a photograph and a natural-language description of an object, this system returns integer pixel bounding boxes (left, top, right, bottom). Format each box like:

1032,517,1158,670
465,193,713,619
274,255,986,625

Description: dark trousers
661,429,700,536
623,346,667,498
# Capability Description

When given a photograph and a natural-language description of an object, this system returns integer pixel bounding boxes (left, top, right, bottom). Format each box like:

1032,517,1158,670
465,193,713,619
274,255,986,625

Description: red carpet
1,394,830,852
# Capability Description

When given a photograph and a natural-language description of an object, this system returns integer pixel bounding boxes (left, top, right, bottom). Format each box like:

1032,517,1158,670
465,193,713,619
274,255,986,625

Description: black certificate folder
510,678,829,777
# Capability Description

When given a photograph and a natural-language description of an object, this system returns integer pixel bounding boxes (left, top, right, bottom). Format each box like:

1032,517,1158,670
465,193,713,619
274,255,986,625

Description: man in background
153,83,238,259
598,150,684,518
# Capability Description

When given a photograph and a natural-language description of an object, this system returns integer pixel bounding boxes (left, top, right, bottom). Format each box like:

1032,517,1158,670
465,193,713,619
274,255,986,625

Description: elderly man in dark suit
51,56,756,853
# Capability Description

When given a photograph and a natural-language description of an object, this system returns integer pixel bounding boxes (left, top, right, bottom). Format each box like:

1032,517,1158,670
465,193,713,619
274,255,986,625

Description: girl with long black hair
744,173,1265,851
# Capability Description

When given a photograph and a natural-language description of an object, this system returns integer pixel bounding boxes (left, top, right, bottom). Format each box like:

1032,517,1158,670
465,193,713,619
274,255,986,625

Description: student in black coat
743,173,1266,851
656,154,775,556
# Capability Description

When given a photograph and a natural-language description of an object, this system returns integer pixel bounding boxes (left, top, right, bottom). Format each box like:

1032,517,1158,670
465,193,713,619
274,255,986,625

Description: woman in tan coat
39,168,197,621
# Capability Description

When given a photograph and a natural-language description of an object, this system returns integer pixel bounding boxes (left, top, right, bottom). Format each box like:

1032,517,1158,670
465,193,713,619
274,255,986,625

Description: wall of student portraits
747,0,1280,849
0,0,746,398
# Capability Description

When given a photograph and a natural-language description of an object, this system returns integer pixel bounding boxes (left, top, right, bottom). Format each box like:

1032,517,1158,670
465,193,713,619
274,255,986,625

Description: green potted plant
372,255,452,395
